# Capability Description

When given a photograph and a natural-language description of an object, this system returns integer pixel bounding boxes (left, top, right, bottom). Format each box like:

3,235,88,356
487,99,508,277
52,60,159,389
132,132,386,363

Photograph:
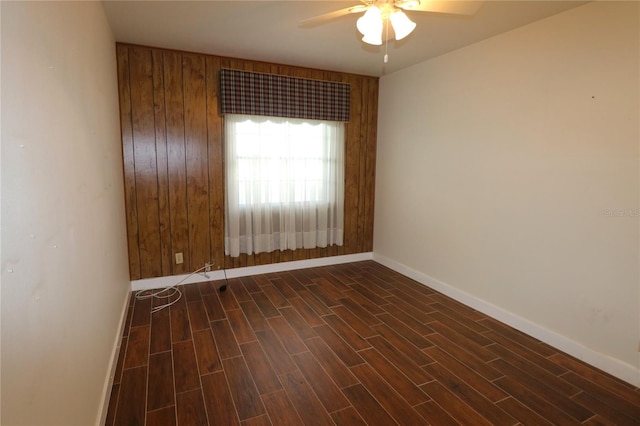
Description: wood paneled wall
117,44,378,280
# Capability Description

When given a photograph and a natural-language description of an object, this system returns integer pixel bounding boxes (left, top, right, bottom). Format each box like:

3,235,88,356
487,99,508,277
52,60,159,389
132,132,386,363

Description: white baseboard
131,252,374,292
97,290,131,425
372,253,640,387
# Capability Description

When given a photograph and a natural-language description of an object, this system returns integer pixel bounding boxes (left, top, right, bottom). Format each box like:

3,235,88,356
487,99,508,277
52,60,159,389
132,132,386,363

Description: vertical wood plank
130,47,162,278
205,56,225,272
117,45,141,280
343,75,362,255
152,49,173,276
164,50,189,275
183,53,210,272
362,77,378,252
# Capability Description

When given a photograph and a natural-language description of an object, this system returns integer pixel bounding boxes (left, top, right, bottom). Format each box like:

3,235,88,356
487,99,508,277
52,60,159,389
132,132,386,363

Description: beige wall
375,1,639,381
1,2,130,424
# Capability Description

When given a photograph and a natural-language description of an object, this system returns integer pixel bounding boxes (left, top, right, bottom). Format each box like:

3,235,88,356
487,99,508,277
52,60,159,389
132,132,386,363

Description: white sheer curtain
224,114,345,257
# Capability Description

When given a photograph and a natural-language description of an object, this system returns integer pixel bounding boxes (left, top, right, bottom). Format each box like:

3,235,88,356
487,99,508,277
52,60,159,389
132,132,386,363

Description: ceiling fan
301,1,485,47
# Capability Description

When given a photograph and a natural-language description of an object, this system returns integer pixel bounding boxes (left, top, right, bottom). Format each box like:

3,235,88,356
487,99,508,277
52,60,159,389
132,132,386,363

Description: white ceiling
102,0,588,77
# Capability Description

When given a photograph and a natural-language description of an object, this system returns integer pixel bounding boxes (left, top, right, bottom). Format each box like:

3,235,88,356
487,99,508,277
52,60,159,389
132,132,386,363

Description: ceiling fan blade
299,5,368,28
400,0,485,16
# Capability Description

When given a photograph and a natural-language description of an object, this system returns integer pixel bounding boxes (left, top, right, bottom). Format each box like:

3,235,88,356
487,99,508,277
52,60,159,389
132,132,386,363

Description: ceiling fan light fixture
398,0,421,10
389,10,416,40
356,6,383,45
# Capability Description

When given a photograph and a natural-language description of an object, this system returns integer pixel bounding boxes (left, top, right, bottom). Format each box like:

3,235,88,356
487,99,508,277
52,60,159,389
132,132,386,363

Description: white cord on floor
135,264,210,313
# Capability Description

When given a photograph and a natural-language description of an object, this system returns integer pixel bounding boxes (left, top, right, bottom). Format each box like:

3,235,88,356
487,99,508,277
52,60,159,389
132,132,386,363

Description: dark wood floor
106,261,639,425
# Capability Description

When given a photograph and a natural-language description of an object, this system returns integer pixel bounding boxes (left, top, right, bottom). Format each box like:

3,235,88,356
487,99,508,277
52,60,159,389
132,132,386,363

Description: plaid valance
219,69,350,122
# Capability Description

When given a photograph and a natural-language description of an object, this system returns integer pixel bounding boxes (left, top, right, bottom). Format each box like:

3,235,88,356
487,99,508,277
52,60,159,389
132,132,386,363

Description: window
224,114,344,257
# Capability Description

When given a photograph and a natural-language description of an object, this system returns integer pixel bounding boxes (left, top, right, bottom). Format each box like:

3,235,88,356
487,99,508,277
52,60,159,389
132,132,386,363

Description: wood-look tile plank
493,376,581,424
376,312,432,349
278,272,306,292
176,388,208,425
219,284,241,311
150,308,171,354
414,400,461,426
421,381,492,426
572,391,639,426
429,302,491,334
495,397,553,426
192,329,222,375
337,296,381,326
342,384,397,425
312,324,364,367
240,341,283,395
173,340,200,393
485,330,567,376
560,372,640,419
223,356,267,420
292,351,350,412
367,335,433,385
269,277,298,299
304,336,359,389
288,297,326,327
115,366,147,426
423,362,517,426
113,337,127,385
255,328,298,375
429,312,494,347
331,305,378,339
239,300,271,332
261,284,290,309
197,281,216,296
146,406,176,426
387,288,435,316
550,353,640,404
182,283,202,301
479,317,557,357
251,292,281,318
350,283,389,306
147,351,175,411
210,319,242,359
330,407,367,425
202,371,240,426
105,384,119,426
262,390,304,425
226,308,258,344
230,279,253,302
426,332,503,381
340,289,386,315
424,346,507,403
268,316,308,355
350,363,428,425
306,284,341,308
170,302,191,343
297,289,333,316
372,323,434,366
202,293,226,321
323,314,371,351
358,348,429,406
186,300,209,331
279,306,317,340
124,325,150,369
383,294,433,323
488,344,579,397
280,370,336,425
429,321,498,363
131,297,152,327
240,275,262,293
241,414,272,426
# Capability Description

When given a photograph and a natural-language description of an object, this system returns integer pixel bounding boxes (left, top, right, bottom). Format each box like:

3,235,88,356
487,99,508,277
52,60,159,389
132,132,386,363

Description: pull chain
384,16,389,63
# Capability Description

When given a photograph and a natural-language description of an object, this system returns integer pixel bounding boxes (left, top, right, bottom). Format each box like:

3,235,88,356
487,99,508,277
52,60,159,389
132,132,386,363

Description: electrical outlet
175,252,184,264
